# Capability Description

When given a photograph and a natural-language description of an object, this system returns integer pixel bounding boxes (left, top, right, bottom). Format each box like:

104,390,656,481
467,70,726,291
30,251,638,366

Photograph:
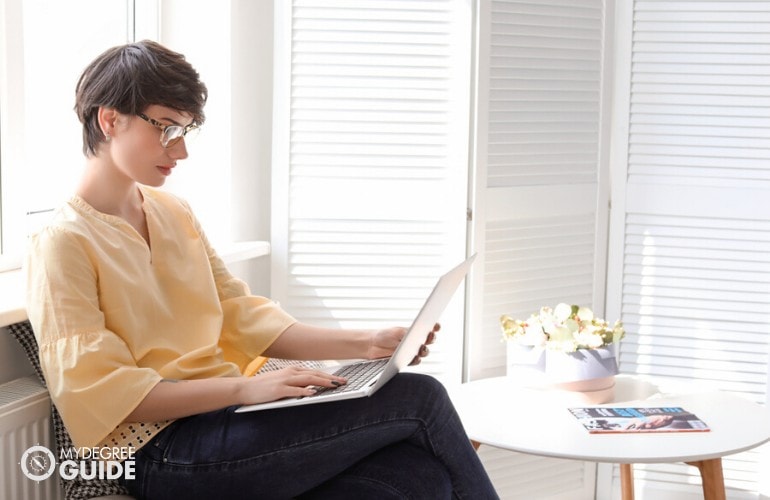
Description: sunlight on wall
0,1,130,261
633,223,760,392
159,0,232,247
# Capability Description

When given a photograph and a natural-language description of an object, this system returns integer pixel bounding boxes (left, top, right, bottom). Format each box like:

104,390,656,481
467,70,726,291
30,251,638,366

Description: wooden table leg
620,463,634,500
685,458,726,500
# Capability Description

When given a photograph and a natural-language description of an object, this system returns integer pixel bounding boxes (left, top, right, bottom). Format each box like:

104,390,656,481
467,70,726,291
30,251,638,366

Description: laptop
235,254,476,413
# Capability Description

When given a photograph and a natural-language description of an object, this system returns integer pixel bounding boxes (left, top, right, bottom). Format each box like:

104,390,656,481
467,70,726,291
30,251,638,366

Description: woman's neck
77,158,143,219
77,156,152,246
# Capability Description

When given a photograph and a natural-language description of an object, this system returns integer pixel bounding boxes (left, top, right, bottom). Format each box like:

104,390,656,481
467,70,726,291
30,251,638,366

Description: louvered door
467,0,610,498
602,1,770,498
271,0,472,383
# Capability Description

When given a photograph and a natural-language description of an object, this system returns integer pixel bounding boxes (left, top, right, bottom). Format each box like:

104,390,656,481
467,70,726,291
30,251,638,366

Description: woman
25,40,498,499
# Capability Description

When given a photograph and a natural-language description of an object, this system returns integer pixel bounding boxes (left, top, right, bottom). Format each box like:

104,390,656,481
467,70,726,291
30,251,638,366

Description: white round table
450,375,770,500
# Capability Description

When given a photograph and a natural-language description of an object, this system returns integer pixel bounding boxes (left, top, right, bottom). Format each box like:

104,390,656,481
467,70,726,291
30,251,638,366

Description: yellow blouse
25,186,296,450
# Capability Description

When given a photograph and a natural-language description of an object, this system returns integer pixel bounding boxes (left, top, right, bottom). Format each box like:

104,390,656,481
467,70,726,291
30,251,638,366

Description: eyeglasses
136,113,200,148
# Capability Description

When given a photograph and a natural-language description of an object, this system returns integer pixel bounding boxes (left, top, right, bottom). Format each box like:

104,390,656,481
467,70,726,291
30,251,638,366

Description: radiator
0,376,63,500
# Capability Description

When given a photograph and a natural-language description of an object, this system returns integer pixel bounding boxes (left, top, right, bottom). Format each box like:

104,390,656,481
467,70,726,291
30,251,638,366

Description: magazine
569,406,710,433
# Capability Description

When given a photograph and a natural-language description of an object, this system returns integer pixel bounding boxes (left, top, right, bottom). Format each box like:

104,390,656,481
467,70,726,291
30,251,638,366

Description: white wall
228,0,274,295
160,0,275,296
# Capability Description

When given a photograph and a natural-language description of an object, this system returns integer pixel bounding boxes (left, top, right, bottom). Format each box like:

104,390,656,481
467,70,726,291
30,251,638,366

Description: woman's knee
387,372,449,401
383,373,454,415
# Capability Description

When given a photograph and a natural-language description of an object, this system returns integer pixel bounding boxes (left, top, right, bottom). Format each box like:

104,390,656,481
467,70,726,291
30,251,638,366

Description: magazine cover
569,406,710,433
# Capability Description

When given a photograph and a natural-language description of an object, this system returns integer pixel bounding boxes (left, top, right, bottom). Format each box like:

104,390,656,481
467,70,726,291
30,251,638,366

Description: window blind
272,0,471,383
486,0,605,188
469,0,608,378
469,0,608,497
606,1,770,497
478,212,597,377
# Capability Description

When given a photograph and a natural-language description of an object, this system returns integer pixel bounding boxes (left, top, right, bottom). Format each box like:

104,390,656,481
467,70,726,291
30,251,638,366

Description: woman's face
109,104,194,187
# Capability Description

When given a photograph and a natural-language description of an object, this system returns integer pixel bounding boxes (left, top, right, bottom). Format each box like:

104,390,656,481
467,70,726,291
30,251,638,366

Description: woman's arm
125,367,346,422
264,322,438,363
262,322,390,361
126,323,438,422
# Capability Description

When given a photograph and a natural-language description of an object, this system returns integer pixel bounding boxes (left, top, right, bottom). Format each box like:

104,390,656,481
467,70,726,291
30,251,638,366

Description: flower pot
507,344,619,404
506,343,545,373
544,346,618,403
543,346,618,383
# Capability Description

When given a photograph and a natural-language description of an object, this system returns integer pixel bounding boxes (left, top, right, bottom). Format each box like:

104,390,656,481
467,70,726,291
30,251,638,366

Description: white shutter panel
604,1,770,498
272,0,471,383
470,0,609,379
469,1,609,498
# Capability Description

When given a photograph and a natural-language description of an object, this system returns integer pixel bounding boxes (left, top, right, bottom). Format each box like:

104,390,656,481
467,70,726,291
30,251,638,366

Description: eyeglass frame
136,112,200,148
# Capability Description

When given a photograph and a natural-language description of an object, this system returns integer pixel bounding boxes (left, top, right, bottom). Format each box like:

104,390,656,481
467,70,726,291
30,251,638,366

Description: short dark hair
74,40,208,157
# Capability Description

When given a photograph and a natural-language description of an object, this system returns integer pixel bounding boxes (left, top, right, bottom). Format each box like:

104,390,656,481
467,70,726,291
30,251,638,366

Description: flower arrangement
500,303,624,353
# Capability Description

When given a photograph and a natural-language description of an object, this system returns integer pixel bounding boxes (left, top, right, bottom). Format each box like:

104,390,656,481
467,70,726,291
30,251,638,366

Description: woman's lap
126,373,496,499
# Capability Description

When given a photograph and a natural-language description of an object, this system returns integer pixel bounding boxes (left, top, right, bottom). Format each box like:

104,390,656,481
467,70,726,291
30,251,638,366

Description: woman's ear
97,107,119,140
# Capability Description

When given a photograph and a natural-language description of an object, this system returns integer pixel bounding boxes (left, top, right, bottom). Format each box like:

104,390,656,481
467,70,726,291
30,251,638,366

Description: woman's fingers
426,323,440,345
246,367,347,402
407,324,440,365
286,367,346,388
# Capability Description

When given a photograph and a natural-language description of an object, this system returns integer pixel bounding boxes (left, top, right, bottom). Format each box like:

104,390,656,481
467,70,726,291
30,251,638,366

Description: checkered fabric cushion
8,320,132,500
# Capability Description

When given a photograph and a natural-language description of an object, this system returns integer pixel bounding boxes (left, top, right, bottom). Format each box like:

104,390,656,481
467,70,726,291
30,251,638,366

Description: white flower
575,331,604,349
521,325,548,347
576,306,593,322
553,303,572,322
500,303,624,351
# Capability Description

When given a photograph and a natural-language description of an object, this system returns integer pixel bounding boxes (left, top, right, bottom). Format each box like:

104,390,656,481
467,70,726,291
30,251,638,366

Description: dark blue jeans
125,373,498,499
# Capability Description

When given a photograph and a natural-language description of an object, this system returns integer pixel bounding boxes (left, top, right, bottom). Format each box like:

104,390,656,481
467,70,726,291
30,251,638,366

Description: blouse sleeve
25,227,162,449
177,198,297,372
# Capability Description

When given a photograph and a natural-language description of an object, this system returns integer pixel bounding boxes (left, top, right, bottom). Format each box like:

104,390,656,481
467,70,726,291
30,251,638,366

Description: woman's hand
126,367,348,422
127,323,442,422
410,322,439,365
367,323,440,365
238,367,347,404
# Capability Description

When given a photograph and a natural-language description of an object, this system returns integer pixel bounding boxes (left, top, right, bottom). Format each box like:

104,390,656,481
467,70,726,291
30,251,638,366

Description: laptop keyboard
309,358,389,397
